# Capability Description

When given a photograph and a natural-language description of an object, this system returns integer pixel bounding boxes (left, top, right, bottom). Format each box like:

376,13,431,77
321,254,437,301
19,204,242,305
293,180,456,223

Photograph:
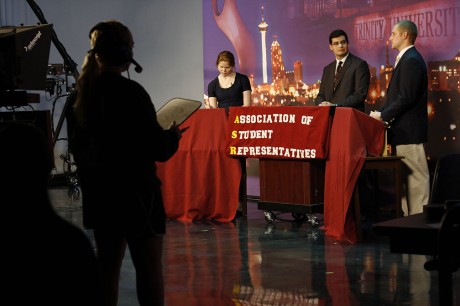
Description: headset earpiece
90,22,133,66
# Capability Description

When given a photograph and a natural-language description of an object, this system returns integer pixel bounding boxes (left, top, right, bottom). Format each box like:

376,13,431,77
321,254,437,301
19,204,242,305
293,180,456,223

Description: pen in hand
180,126,190,133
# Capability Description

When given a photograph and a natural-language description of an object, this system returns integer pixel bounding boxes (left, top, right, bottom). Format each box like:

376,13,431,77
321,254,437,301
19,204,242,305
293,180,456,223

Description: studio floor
49,179,459,306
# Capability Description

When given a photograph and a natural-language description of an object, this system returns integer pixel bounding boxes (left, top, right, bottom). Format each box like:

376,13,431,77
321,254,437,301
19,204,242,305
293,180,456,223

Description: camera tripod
60,149,80,200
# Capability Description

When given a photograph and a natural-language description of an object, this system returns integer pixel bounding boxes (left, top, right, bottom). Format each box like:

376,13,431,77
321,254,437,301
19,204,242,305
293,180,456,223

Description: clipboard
156,97,202,129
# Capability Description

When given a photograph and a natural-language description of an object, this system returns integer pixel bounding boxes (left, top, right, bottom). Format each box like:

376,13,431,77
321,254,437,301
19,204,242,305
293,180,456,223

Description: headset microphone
130,58,143,73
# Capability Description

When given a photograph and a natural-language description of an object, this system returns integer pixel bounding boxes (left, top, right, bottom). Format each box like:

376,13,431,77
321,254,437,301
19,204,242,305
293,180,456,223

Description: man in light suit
370,20,429,216
315,29,370,112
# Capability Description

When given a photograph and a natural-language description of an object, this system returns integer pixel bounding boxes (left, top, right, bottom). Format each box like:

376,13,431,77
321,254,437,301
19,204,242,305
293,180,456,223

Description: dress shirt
395,45,414,67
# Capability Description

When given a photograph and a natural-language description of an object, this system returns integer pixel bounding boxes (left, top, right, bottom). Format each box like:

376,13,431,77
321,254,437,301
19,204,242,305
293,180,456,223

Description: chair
429,153,460,204
424,202,460,306
424,153,460,306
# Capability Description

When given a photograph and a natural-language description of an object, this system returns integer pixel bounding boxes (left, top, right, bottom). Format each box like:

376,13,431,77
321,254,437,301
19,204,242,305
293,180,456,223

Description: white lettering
301,116,314,125
24,30,42,52
230,146,317,159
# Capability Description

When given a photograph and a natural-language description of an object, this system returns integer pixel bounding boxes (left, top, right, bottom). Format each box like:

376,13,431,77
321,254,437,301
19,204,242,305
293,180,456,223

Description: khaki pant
396,144,430,215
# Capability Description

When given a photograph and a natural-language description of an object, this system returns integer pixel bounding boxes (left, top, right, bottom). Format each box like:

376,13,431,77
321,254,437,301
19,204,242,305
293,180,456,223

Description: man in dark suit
315,29,370,112
370,20,429,216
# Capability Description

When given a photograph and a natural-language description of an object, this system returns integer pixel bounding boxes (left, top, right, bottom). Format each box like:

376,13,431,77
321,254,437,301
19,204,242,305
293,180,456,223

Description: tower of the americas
259,6,269,84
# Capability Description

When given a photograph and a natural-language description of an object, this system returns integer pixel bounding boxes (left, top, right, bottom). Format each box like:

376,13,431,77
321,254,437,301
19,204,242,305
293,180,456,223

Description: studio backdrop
202,0,460,160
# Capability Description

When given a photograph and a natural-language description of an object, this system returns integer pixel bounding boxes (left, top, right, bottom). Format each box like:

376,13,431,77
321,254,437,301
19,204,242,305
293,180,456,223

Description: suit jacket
380,47,428,145
315,53,370,112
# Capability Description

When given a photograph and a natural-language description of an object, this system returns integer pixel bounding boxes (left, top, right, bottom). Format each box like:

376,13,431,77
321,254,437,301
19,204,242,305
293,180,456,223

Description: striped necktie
333,61,343,91
336,61,343,75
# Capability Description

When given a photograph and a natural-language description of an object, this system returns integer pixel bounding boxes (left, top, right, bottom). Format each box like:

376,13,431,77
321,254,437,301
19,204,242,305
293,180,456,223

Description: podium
227,106,386,243
258,159,325,216
226,106,333,221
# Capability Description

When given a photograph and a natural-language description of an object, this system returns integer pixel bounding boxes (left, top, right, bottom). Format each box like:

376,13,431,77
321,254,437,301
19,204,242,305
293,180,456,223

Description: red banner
226,106,332,159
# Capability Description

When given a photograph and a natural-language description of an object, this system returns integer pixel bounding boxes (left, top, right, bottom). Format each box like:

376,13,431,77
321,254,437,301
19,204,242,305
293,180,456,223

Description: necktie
333,61,343,91
336,61,343,75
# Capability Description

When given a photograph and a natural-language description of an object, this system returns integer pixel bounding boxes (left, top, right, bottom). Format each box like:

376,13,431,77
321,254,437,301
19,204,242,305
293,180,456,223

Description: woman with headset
68,20,182,306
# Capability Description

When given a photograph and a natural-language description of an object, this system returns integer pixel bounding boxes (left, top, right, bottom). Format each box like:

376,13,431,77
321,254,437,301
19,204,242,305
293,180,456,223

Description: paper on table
156,97,201,129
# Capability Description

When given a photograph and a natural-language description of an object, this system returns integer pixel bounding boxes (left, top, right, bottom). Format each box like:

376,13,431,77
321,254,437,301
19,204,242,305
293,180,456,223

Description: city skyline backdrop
203,0,459,86
202,0,459,159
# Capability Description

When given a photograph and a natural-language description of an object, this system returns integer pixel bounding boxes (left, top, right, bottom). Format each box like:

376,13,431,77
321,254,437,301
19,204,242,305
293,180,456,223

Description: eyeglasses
331,40,348,46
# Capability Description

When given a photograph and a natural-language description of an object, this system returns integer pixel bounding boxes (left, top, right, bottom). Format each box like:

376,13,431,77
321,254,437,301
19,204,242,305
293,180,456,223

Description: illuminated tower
380,40,393,91
386,40,390,68
271,35,286,82
293,60,303,82
259,6,268,84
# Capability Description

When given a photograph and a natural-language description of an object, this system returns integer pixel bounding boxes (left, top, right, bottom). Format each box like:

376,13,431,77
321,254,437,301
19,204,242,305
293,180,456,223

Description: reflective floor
50,184,459,306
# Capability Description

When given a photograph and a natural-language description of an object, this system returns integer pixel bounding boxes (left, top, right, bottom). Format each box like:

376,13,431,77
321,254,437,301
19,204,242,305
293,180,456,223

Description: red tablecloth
322,108,385,244
156,109,242,222
157,106,385,238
